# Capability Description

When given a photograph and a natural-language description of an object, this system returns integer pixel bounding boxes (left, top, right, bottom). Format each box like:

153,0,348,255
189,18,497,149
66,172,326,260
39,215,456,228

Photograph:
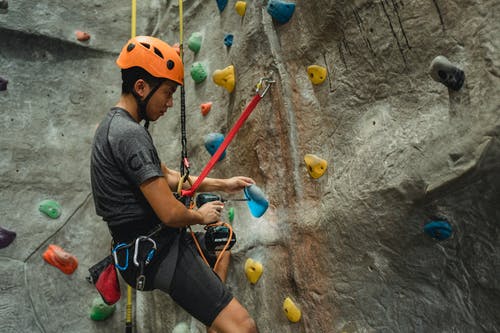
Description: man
90,36,258,333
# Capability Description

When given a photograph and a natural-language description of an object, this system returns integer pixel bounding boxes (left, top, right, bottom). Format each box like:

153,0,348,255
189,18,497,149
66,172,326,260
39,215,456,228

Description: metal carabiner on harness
255,71,276,97
112,243,130,271
133,236,158,291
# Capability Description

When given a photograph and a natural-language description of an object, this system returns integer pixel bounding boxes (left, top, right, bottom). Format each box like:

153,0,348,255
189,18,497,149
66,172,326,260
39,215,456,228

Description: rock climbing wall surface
1,0,499,332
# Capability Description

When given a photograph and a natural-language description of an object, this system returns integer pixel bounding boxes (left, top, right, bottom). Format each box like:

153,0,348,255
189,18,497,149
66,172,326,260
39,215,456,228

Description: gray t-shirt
90,107,163,236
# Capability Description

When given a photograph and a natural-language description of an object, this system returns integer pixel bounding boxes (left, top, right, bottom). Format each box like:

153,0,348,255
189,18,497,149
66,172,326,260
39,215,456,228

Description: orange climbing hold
75,31,91,42
42,244,78,274
200,102,213,116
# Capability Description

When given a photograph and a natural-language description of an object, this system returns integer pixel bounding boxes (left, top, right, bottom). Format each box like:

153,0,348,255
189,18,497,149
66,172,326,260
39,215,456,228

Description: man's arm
161,162,254,194
140,175,223,228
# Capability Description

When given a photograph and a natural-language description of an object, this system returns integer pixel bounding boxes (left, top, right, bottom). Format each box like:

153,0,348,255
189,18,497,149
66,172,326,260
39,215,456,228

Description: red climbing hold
75,31,91,42
43,244,78,274
200,102,213,116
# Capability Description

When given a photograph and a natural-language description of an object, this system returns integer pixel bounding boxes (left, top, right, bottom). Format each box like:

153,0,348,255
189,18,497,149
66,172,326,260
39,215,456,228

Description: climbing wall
1,0,499,332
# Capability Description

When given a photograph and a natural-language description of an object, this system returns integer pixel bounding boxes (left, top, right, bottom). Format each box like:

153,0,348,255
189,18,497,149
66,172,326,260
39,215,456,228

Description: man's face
146,80,178,121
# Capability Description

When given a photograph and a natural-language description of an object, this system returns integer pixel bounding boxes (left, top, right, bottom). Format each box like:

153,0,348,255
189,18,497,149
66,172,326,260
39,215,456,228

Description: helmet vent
140,42,151,49
153,47,164,59
167,60,175,70
127,43,135,52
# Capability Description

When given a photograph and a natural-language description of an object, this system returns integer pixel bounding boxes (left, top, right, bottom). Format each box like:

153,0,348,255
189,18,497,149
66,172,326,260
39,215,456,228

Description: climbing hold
235,1,247,16
172,42,181,56
429,55,465,91
0,76,8,91
172,322,190,333
228,207,235,223
200,102,213,116
39,199,62,219
244,184,269,218
75,30,91,42
307,65,327,85
212,65,235,93
90,296,116,321
216,0,228,12
304,154,328,179
204,133,226,161
190,62,208,83
42,244,78,274
244,258,263,284
0,0,8,10
283,297,301,322
188,32,202,53
0,226,16,249
267,0,296,24
424,220,452,241
224,34,234,47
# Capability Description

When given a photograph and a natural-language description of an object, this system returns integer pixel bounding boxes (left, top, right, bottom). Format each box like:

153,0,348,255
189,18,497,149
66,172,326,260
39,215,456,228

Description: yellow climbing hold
304,154,328,178
283,297,301,322
244,258,263,284
307,65,327,85
212,65,235,93
235,1,247,16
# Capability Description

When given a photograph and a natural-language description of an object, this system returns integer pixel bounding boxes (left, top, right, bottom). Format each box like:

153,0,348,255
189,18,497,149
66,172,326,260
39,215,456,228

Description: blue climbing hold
244,184,269,218
216,0,228,12
224,34,234,47
267,0,296,24
424,220,452,240
204,133,226,161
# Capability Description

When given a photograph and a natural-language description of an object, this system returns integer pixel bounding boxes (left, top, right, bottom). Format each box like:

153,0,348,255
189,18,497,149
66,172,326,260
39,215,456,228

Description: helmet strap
133,81,164,129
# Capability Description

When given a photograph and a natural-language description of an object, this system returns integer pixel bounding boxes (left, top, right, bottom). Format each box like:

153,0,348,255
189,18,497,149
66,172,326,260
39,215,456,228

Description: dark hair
121,67,163,94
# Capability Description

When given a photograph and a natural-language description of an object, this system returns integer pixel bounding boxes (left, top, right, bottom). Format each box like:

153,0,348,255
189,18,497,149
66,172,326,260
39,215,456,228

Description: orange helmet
116,36,184,85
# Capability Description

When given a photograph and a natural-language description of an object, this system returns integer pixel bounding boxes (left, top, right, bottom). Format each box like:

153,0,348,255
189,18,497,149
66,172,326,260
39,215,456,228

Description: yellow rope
131,0,137,38
179,0,183,59
127,1,136,330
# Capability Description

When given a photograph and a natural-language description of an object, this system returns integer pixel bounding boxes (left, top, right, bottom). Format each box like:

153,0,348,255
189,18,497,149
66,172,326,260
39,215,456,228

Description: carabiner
112,243,129,271
133,236,158,267
255,71,276,97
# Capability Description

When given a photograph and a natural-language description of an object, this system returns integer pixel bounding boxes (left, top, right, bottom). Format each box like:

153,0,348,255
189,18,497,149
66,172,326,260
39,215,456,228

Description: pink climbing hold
42,244,78,274
172,42,181,56
200,102,213,116
75,30,91,42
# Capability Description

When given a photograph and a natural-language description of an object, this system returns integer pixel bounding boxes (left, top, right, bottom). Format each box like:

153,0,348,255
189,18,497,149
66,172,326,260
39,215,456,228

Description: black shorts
151,232,233,326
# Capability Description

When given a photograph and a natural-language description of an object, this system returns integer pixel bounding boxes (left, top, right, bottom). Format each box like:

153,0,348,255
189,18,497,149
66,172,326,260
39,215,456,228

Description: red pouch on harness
88,255,121,305
95,263,121,305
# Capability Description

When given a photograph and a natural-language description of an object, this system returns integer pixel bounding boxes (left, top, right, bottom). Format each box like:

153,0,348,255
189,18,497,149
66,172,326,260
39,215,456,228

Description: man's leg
209,298,258,333
213,250,231,281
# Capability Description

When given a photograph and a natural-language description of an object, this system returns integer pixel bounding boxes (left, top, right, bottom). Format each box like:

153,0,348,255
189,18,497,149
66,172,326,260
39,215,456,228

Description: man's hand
224,176,255,193
197,201,225,225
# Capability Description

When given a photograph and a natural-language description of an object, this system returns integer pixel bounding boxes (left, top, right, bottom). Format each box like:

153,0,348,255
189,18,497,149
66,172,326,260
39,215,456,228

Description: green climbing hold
39,199,61,219
188,32,202,53
90,296,116,321
228,207,235,223
191,62,208,83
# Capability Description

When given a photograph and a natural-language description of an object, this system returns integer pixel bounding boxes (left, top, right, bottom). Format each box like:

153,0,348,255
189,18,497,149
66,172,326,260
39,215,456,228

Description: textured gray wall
0,0,499,332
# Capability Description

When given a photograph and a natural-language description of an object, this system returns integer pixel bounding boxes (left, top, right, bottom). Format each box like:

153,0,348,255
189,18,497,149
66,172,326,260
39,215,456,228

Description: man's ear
133,79,149,98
